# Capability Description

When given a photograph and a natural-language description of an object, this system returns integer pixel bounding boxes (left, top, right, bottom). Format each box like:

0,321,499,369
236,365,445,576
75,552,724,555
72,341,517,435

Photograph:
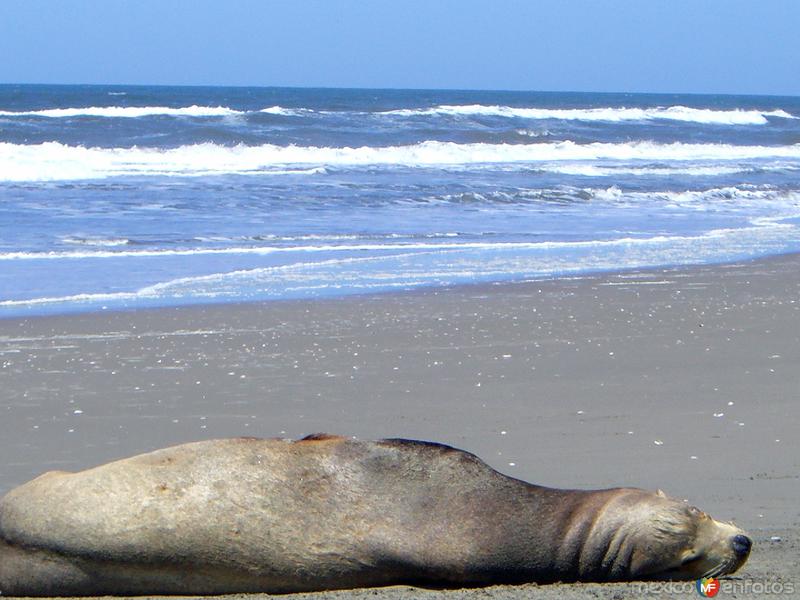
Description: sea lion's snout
731,534,752,559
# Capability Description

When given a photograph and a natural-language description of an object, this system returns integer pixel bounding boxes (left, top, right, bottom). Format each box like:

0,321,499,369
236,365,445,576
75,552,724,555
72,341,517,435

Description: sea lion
0,434,751,596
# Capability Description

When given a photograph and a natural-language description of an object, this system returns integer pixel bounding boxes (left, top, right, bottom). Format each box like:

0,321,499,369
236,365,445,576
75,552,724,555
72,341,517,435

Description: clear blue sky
1,0,798,95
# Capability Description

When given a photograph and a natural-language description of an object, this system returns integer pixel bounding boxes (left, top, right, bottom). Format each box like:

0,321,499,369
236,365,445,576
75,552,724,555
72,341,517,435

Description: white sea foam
588,185,799,209
5,217,798,310
0,241,585,261
383,104,797,125
542,164,751,177
0,254,411,307
515,129,551,138
0,105,243,118
0,238,688,262
258,106,309,116
2,140,800,181
434,185,799,211
2,102,793,124
4,196,797,262
61,236,131,247
0,290,143,308
193,232,459,244
0,104,315,118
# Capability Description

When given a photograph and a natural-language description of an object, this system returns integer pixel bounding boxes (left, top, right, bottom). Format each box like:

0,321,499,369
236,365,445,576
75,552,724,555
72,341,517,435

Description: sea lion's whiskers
703,557,735,579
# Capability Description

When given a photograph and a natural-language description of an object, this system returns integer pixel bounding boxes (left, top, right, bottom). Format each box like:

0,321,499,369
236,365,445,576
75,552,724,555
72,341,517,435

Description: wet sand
1,255,798,598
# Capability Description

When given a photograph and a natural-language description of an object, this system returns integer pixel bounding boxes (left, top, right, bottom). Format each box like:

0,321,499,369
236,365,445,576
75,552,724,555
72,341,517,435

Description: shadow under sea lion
0,434,751,596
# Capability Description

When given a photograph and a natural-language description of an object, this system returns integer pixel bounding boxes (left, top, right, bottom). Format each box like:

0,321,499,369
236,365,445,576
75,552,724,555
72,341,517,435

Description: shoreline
1,253,798,598
3,251,798,324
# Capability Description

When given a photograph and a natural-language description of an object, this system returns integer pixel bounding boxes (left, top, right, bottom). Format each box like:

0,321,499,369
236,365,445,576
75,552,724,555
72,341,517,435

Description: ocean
2,84,800,317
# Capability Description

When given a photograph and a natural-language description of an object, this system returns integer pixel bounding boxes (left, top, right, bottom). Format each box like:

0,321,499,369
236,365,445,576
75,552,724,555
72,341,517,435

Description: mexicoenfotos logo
697,576,721,597
635,579,795,596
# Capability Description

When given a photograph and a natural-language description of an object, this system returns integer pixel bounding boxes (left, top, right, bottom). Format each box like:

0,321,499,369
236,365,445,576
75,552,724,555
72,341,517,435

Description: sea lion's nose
731,534,752,557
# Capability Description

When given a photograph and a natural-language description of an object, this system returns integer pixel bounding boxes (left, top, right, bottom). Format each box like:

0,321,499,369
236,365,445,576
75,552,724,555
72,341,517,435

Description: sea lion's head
597,489,751,581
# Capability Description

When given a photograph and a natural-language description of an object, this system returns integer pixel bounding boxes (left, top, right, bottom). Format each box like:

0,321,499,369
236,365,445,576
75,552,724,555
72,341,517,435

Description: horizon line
1,82,798,100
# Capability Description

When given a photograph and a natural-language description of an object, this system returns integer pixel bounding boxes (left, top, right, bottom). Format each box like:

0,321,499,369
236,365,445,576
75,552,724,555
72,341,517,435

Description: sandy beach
1,254,798,598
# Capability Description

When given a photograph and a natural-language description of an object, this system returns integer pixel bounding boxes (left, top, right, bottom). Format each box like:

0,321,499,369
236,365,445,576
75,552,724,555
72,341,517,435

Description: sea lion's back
0,435,506,575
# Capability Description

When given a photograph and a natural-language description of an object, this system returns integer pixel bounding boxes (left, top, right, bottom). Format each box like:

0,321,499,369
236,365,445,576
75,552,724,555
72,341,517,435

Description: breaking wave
2,140,800,181
2,103,795,125
382,104,797,125
0,105,244,118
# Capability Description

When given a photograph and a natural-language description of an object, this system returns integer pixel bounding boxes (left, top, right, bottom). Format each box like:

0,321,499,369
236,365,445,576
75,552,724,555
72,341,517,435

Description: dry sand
1,255,798,598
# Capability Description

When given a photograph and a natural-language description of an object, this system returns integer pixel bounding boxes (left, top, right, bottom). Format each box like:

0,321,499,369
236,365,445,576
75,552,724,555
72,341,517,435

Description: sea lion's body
0,435,750,596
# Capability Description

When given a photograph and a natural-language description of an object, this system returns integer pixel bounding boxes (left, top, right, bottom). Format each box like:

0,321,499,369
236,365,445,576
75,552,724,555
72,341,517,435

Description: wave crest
0,105,243,118
2,140,800,181
383,104,797,125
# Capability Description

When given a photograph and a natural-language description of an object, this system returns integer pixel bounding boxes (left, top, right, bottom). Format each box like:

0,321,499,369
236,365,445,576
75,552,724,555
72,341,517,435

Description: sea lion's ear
656,489,667,498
